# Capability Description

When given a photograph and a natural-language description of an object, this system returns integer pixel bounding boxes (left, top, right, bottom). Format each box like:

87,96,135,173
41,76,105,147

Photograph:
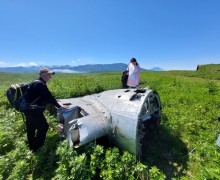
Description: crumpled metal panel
57,87,161,157
57,96,111,147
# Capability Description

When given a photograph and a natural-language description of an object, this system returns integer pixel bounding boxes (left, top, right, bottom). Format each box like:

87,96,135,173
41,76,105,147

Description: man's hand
61,104,69,109
58,102,69,109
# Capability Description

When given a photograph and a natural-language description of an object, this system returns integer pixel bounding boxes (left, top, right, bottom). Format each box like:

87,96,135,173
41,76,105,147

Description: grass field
0,65,220,179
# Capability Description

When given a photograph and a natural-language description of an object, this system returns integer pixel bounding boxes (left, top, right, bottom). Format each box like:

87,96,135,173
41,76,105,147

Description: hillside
0,63,153,73
196,63,220,71
0,70,219,179
164,64,220,80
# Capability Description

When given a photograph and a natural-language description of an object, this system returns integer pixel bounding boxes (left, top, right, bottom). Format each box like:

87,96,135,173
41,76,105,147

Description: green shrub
0,71,219,179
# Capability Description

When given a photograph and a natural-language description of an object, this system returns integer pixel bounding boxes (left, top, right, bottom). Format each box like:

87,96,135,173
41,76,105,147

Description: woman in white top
126,58,140,88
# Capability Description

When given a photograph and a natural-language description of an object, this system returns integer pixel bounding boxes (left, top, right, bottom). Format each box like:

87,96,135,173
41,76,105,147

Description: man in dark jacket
24,68,67,151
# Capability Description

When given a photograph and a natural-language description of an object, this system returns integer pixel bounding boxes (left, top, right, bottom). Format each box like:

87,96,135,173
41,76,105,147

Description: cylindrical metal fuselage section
57,87,161,156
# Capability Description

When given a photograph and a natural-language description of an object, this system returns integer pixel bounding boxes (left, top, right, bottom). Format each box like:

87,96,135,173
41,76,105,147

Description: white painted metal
217,135,220,147
57,87,161,157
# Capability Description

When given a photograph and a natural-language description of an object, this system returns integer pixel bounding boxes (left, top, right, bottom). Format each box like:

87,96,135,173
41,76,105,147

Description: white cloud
0,60,40,67
52,69,84,73
16,62,39,67
0,61,7,67
71,59,81,64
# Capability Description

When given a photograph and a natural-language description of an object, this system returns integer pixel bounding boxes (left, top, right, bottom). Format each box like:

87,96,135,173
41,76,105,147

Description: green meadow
0,65,220,179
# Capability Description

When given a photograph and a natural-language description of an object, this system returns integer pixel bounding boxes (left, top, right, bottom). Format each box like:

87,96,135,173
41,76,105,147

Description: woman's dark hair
130,57,138,65
130,58,137,63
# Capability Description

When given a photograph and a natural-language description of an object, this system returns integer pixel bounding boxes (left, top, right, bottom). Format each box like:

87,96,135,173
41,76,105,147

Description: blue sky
0,0,219,70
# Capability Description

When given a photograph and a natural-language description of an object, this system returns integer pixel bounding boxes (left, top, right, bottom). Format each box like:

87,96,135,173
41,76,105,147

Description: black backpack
6,80,41,112
121,70,129,88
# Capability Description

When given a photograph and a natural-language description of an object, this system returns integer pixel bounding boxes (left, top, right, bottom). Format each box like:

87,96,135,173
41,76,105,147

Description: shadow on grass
30,113,189,179
141,114,189,179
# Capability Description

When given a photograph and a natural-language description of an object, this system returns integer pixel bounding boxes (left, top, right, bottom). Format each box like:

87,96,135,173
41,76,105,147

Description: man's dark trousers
25,110,49,151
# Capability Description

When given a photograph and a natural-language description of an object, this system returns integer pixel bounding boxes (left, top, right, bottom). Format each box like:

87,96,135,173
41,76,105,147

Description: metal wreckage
56,87,161,157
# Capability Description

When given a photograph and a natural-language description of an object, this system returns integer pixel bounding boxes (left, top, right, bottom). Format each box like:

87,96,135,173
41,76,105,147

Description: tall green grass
0,67,219,179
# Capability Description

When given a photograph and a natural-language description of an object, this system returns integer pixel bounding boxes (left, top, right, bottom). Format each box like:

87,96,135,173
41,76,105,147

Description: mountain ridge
0,63,164,73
